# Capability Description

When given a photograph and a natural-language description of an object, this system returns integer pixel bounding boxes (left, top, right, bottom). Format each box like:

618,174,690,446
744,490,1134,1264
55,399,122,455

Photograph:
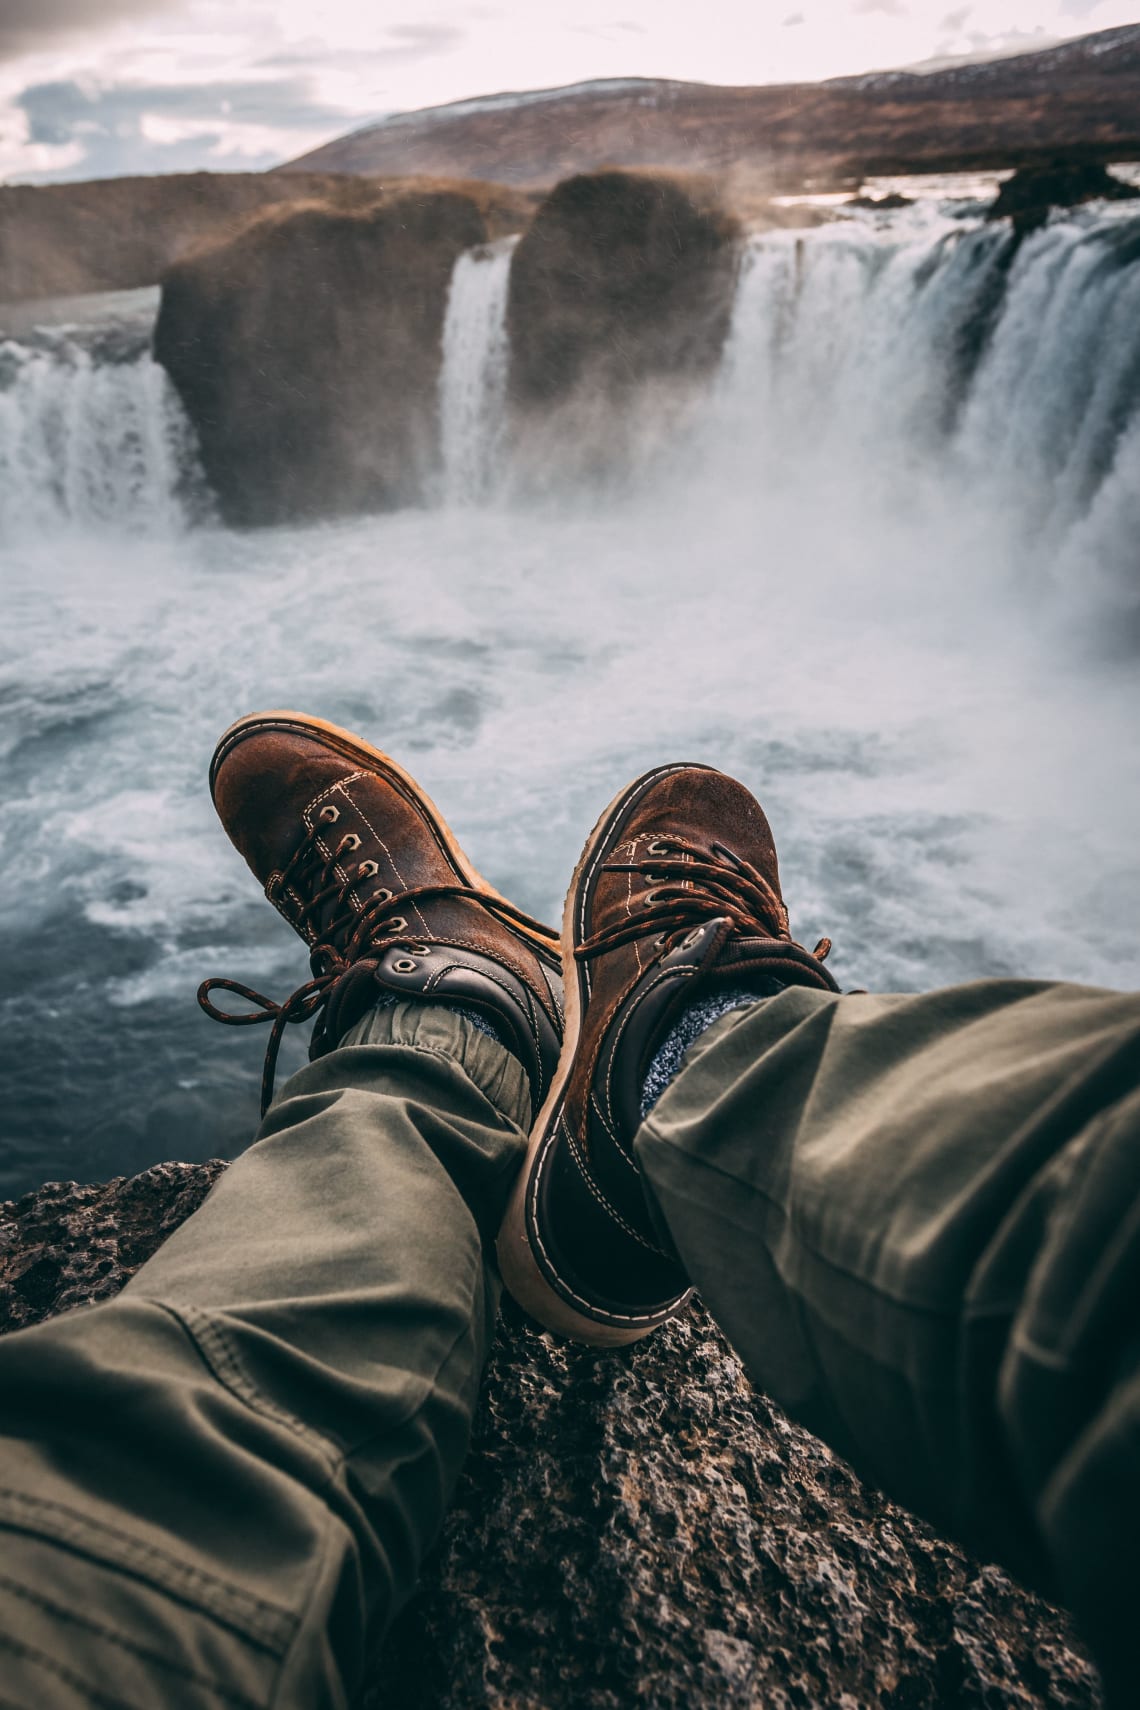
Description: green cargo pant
0,981,1137,1707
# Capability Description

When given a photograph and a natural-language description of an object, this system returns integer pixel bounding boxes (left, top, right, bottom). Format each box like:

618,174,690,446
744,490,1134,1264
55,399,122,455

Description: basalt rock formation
988,158,1140,233
1,1162,1104,1709
506,171,740,487
154,191,489,527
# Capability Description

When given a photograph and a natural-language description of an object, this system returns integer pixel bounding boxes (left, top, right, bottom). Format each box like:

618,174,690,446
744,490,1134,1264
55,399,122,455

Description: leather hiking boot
497,762,839,1348
198,711,563,1116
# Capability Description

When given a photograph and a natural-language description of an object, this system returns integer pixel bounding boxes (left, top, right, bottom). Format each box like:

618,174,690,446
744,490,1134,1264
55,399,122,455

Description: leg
635,979,1140,1704
0,1002,530,1708
500,760,1139,1704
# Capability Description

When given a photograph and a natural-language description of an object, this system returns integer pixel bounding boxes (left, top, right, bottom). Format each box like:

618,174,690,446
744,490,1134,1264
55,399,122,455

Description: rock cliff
1,1163,1104,1709
988,158,1140,233
154,191,489,527
505,171,740,488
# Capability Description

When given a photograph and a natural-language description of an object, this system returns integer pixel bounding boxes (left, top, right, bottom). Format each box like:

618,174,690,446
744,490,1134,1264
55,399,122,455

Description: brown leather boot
198,711,563,1116
497,762,839,1348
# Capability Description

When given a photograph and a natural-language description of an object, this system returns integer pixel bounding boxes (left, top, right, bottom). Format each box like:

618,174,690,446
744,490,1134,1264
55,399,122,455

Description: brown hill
0,171,537,304
284,23,1140,191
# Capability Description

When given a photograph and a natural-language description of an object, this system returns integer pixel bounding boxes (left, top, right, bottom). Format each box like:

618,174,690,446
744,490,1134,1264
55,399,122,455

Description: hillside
284,23,1140,190
4,23,1138,306
0,171,538,304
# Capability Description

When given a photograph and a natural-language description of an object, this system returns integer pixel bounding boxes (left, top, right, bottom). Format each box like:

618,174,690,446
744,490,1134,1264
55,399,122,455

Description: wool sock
639,979,784,1122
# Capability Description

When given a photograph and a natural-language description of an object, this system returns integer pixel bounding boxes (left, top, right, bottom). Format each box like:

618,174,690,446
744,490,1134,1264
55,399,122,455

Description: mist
1,189,1138,1194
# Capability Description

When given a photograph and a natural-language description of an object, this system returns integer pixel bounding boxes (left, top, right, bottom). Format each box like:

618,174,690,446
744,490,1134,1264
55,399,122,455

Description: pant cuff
338,999,532,1130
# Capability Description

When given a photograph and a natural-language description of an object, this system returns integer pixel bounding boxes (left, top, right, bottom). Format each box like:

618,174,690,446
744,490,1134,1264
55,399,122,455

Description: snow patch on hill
349,78,692,139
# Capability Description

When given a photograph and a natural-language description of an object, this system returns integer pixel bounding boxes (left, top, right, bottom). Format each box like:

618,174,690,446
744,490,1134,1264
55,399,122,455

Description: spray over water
1,201,1138,1191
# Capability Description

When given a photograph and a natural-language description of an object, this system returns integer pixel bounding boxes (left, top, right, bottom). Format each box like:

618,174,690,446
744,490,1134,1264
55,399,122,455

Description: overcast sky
0,0,1134,184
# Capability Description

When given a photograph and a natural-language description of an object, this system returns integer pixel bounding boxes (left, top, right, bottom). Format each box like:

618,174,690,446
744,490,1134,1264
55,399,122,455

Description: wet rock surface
989,158,1140,233
505,170,739,489
1,1164,1104,1709
155,191,488,526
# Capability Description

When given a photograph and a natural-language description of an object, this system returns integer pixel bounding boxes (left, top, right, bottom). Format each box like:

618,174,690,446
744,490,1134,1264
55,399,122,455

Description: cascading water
438,236,516,505
3,197,1139,1196
709,205,1140,620
0,317,207,540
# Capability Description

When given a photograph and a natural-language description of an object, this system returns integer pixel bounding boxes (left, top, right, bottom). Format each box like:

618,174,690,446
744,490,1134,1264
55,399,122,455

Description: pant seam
158,1301,342,1475
0,1627,146,1710
0,1568,264,1710
269,1273,496,1703
0,1491,293,1653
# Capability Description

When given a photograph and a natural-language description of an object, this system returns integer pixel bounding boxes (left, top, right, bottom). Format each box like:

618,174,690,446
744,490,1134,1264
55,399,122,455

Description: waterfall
0,329,208,540
712,205,1140,601
438,237,516,505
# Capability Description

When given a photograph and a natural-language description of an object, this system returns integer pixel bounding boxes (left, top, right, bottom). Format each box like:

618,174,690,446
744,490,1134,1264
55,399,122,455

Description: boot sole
496,762,709,1347
209,710,559,962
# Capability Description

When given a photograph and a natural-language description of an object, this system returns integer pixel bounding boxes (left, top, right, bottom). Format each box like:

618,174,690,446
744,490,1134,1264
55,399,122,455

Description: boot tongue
605,919,733,1146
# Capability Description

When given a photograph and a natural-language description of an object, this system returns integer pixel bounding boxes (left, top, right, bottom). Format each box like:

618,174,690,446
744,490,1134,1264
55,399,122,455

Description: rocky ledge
0,1163,1104,1708
989,158,1140,233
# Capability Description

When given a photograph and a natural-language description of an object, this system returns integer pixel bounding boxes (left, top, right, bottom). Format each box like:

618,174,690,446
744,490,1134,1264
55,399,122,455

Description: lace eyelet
386,915,408,933
646,840,670,856
339,833,362,853
358,860,379,878
318,805,340,824
642,889,661,907
393,957,417,973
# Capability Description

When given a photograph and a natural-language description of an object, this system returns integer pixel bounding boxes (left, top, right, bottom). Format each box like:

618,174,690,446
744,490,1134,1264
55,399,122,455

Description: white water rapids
1,199,1138,1193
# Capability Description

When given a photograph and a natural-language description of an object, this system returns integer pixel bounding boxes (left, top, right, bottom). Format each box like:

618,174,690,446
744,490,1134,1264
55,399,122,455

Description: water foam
0,329,207,540
2,202,1139,1190
709,206,1140,587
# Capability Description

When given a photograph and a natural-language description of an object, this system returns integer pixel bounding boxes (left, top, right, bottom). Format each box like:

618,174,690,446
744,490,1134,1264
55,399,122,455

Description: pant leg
635,979,1140,1706
0,1001,530,1710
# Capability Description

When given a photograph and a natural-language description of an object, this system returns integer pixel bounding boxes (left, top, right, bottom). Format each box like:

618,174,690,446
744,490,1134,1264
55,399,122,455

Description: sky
1,0,1136,184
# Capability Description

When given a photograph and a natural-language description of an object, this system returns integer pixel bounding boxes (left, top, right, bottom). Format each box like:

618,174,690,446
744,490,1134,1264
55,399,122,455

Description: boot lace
575,835,832,965
198,820,551,1116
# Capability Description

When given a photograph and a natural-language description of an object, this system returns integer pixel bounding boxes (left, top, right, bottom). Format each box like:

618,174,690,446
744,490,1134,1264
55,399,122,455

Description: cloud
255,26,466,75
379,23,466,60
852,0,908,13
0,0,170,63
783,11,805,23
940,6,971,28
13,74,354,178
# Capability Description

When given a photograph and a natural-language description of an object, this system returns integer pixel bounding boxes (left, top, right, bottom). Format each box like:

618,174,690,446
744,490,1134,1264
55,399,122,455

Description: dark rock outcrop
847,190,916,210
1,1164,1103,1709
506,170,739,486
509,170,738,403
154,192,488,526
989,158,1140,233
